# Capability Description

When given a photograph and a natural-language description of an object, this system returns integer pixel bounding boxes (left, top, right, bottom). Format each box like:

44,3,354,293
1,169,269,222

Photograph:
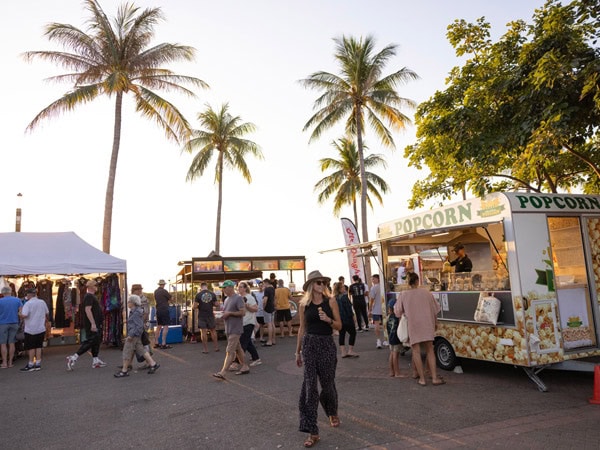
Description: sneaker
33,364,42,371
376,339,382,349
383,340,389,347
249,359,262,367
66,356,76,371
357,328,363,333
147,363,160,374
92,360,107,369
20,364,35,372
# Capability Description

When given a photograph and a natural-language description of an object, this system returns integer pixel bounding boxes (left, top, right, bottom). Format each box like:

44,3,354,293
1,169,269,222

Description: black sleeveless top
305,298,333,336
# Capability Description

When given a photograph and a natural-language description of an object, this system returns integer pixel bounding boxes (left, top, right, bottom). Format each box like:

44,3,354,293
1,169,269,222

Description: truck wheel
435,338,457,371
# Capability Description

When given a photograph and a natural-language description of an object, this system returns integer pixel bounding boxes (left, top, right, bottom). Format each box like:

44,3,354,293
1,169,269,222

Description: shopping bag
397,315,409,345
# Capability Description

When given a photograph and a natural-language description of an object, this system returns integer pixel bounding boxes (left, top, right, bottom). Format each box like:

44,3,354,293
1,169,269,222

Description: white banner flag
341,218,365,282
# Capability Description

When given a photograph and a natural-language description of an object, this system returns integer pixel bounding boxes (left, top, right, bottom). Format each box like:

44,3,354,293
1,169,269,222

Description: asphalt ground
2,330,600,449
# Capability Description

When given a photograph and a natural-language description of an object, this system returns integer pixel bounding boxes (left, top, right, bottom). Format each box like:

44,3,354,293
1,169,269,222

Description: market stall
0,232,127,347
174,255,306,336
342,193,600,391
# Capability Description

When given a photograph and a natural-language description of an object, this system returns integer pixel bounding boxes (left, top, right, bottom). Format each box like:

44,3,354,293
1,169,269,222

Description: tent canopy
0,232,126,275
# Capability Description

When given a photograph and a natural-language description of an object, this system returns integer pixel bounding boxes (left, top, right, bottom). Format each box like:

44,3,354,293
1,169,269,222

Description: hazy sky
1,0,541,290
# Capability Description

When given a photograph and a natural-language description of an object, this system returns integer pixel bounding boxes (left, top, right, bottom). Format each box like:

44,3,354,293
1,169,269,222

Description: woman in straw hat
295,270,342,448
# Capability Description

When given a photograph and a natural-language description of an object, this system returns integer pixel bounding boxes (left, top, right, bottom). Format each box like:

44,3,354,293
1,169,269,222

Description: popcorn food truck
374,192,600,391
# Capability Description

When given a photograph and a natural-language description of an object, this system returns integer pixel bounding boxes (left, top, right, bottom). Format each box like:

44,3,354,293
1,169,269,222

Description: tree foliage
24,0,208,252
405,0,600,208
301,35,418,244
314,137,389,227
182,103,262,255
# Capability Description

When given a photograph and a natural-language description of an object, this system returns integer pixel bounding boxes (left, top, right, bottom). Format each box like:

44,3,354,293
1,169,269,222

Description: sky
1,0,543,291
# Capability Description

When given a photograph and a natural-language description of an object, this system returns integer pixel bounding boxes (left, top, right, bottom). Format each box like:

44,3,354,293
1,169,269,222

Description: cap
131,284,143,292
86,280,97,288
158,279,166,285
222,280,235,288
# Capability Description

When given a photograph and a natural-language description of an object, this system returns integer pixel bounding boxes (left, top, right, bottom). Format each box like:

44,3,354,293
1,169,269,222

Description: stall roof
0,232,127,275
176,270,264,283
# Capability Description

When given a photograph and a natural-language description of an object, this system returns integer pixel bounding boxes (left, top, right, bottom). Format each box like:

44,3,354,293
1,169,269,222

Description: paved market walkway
2,333,600,449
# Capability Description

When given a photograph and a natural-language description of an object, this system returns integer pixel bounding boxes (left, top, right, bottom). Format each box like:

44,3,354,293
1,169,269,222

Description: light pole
15,193,22,232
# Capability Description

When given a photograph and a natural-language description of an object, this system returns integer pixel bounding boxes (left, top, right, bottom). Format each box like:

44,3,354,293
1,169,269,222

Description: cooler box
169,305,181,325
156,325,183,344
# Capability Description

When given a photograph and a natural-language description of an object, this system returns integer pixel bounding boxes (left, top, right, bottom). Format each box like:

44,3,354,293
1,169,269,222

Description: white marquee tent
0,232,126,275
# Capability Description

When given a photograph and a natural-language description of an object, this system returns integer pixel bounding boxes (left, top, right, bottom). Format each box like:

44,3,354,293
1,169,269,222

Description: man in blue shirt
0,286,23,368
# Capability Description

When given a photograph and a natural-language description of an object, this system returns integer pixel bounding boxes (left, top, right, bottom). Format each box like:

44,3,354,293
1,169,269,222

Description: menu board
224,260,252,272
253,260,279,270
280,259,305,270
193,260,223,273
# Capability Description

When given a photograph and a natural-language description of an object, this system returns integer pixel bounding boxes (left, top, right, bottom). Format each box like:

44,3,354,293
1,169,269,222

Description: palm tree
301,35,418,244
183,103,262,255
315,137,389,227
23,0,208,253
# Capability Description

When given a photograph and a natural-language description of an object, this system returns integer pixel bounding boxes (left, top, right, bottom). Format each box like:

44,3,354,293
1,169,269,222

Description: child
386,283,407,377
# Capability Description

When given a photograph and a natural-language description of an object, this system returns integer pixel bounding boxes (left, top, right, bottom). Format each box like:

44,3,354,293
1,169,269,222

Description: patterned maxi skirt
298,333,338,435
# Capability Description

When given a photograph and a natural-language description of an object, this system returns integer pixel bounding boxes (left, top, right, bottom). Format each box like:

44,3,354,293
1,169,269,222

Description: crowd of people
0,269,444,448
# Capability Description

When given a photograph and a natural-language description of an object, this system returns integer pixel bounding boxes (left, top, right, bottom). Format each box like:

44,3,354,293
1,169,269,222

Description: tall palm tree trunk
352,199,358,232
215,150,224,255
102,92,123,254
355,114,371,280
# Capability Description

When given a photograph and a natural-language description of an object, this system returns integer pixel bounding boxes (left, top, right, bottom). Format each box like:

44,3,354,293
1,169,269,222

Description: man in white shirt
369,275,384,349
19,288,49,371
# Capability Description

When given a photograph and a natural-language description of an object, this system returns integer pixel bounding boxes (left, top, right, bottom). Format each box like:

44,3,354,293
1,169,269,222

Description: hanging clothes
37,278,54,325
18,280,36,299
75,277,88,329
100,275,122,348
54,279,72,328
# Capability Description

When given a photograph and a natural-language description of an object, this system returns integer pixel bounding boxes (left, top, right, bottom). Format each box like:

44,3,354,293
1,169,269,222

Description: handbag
397,314,409,345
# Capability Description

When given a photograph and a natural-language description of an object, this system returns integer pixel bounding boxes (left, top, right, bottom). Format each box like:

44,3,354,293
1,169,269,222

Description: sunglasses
314,280,325,286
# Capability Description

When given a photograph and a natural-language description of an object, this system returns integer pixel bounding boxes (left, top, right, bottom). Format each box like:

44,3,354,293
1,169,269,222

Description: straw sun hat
302,270,331,291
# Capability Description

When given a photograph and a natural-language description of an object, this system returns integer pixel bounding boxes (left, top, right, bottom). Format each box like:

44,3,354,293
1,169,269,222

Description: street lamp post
15,193,23,232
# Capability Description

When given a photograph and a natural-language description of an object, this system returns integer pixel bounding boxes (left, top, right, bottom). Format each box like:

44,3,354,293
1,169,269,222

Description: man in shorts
0,286,22,368
194,282,219,353
114,295,159,377
274,279,294,338
369,274,384,349
154,279,173,349
261,279,276,346
212,280,248,380
19,288,49,372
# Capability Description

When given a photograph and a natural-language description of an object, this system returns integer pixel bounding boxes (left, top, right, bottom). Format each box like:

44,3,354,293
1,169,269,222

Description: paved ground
2,331,600,449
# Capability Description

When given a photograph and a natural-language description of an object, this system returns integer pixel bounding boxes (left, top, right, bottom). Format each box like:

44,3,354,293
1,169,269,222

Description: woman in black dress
295,270,342,448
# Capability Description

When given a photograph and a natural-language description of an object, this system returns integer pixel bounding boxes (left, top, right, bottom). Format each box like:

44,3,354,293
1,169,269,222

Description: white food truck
373,192,600,391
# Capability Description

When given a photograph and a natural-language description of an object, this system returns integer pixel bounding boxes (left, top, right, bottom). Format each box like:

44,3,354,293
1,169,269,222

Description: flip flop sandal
235,370,250,375
341,355,349,358
432,378,446,386
303,435,320,448
329,416,340,427
114,371,129,378
417,380,427,386
348,354,360,358
212,372,225,380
